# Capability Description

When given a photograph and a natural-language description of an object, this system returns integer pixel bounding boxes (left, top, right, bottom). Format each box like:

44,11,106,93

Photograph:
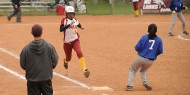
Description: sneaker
135,15,139,17
84,69,90,78
143,83,152,90
63,59,68,69
16,20,22,22
183,31,189,35
168,32,174,36
7,16,11,21
125,85,133,91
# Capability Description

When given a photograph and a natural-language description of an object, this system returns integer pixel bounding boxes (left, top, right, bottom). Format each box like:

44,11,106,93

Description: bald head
31,24,43,37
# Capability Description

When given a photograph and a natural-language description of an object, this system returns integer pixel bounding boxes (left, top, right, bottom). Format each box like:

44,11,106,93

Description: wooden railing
0,1,51,12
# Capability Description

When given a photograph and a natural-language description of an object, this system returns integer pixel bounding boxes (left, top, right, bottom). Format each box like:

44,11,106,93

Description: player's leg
63,43,73,69
139,58,153,90
177,12,189,35
73,39,90,78
133,2,139,16
126,55,143,91
169,12,177,36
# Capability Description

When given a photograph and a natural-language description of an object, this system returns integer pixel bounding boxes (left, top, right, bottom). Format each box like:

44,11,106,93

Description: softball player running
168,0,189,36
126,24,163,91
59,6,90,78
132,0,141,16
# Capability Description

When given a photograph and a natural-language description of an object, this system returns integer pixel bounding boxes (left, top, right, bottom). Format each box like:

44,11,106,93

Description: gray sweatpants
127,55,153,86
169,11,186,33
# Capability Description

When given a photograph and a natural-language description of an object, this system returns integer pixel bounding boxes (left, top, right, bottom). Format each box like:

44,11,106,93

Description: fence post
93,0,97,4
110,0,114,14
30,0,33,11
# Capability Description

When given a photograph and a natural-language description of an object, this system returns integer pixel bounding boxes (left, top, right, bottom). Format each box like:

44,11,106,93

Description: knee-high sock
79,57,86,72
128,69,136,86
140,71,149,84
135,10,139,16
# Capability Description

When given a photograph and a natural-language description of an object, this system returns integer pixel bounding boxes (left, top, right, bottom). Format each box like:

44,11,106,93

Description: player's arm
77,23,85,29
157,39,163,56
170,1,176,13
169,0,175,11
60,24,70,32
181,2,187,10
135,37,144,52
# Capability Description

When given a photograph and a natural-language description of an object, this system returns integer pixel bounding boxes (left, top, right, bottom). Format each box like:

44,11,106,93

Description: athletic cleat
63,59,68,69
135,15,139,17
183,31,189,35
143,83,152,90
84,69,90,78
168,32,174,36
16,20,22,22
125,85,133,91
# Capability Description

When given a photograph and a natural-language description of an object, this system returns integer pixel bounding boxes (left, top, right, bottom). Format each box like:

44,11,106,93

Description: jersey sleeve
61,18,65,25
135,36,144,52
169,0,174,11
157,38,163,55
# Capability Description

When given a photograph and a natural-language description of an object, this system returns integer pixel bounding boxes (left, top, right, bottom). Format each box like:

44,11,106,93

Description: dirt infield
0,14,190,95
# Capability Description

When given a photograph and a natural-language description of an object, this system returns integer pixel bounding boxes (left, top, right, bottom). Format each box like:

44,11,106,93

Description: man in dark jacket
7,0,22,22
20,24,58,95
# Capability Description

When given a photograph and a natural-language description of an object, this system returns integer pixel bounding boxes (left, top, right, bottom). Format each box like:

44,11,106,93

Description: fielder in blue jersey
168,0,189,36
126,24,163,91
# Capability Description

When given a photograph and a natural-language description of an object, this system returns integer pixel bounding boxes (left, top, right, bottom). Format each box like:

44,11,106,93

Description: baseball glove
182,6,188,10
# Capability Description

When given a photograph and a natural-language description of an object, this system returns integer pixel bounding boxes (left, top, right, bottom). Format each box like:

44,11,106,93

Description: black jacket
20,39,58,81
11,0,21,6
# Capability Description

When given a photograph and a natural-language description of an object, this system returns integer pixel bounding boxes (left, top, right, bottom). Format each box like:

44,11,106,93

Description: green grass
113,3,134,14
86,3,134,15
0,11,56,16
86,4,112,15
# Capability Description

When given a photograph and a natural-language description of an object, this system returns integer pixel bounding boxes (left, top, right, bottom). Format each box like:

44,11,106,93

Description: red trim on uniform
64,39,83,62
61,17,80,43
61,17,66,25
133,2,139,10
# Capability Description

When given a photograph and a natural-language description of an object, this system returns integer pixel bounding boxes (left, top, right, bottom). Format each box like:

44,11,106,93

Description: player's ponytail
148,23,157,39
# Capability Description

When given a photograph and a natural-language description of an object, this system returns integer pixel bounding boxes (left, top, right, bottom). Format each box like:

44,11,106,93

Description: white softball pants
169,11,186,33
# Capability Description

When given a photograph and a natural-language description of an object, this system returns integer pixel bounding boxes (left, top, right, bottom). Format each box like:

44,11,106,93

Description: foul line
0,64,25,80
0,47,90,89
177,34,190,41
0,47,113,93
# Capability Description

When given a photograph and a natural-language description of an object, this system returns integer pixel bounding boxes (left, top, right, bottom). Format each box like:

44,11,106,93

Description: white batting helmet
65,6,75,13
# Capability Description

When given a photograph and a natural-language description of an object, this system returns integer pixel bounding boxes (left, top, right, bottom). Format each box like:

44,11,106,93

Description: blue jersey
170,0,183,12
135,34,163,60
